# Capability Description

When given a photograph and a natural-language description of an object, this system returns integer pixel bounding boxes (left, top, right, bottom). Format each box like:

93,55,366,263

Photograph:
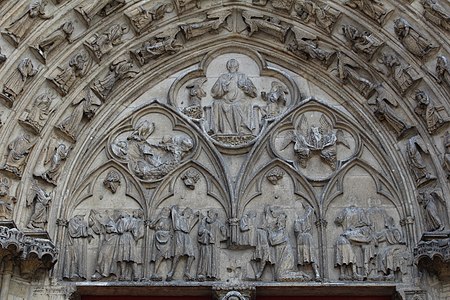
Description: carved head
226,59,239,73
181,169,200,190
183,207,194,217
160,207,171,218
133,209,144,219
266,167,285,185
414,90,430,107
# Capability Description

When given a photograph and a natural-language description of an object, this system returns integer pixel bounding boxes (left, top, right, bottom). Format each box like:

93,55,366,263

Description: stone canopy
0,0,449,299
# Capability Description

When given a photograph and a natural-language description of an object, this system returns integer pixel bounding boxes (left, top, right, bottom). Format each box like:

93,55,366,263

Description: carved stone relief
0,58,38,107
288,29,336,66
394,18,438,58
334,205,407,281
341,25,383,59
91,56,139,101
1,0,52,47
2,133,38,177
84,24,129,63
252,0,294,11
422,0,450,31
242,11,290,42
108,116,195,182
125,2,170,35
436,55,450,87
56,89,101,141
414,90,449,134
293,0,340,34
0,46,6,64
406,135,436,187
26,181,52,230
170,53,298,152
74,0,125,25
18,90,56,134
444,132,450,178
132,28,182,66
377,53,421,95
48,52,91,96
181,10,231,40
0,178,16,221
103,170,121,193
343,0,391,25
417,188,445,232
39,140,71,185
373,97,415,139
30,21,74,63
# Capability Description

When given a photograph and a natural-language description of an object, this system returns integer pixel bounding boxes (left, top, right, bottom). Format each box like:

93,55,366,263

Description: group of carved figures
60,201,407,283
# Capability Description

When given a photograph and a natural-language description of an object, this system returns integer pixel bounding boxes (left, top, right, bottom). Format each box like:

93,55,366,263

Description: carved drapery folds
0,0,450,296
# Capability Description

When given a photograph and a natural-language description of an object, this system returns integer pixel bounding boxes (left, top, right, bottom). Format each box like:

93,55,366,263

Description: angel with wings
280,114,349,170
26,181,52,229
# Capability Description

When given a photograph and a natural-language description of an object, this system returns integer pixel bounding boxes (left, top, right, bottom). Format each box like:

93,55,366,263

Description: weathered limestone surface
0,1,449,299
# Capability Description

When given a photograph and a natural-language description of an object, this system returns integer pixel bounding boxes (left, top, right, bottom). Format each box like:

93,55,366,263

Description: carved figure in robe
0,178,16,220
335,205,376,281
92,57,138,100
116,210,144,281
343,0,388,24
422,0,450,31
288,36,336,66
149,207,173,281
133,29,182,65
33,21,73,61
197,209,227,281
89,210,119,280
85,24,128,62
414,90,447,134
242,12,289,42
239,211,257,247
1,58,38,106
41,142,70,185
252,213,275,280
335,53,377,99
62,215,93,280
377,53,420,95
49,52,90,96
266,207,297,281
374,215,406,280
261,81,288,118
181,10,231,40
127,3,169,34
19,91,54,134
406,136,436,187
373,98,412,139
444,132,450,178
183,78,206,119
57,89,101,140
341,25,383,59
394,18,437,58
26,181,52,229
167,205,199,281
418,190,445,232
103,170,121,193
294,0,339,34
294,205,320,280
208,59,257,135
436,55,450,87
2,0,52,46
75,0,125,24
2,133,37,177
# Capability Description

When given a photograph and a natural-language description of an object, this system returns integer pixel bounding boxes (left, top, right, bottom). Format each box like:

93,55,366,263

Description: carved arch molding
0,0,449,299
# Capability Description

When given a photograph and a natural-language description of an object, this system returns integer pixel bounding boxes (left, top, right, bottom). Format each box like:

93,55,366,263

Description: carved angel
280,114,349,170
26,181,52,229
261,81,288,117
